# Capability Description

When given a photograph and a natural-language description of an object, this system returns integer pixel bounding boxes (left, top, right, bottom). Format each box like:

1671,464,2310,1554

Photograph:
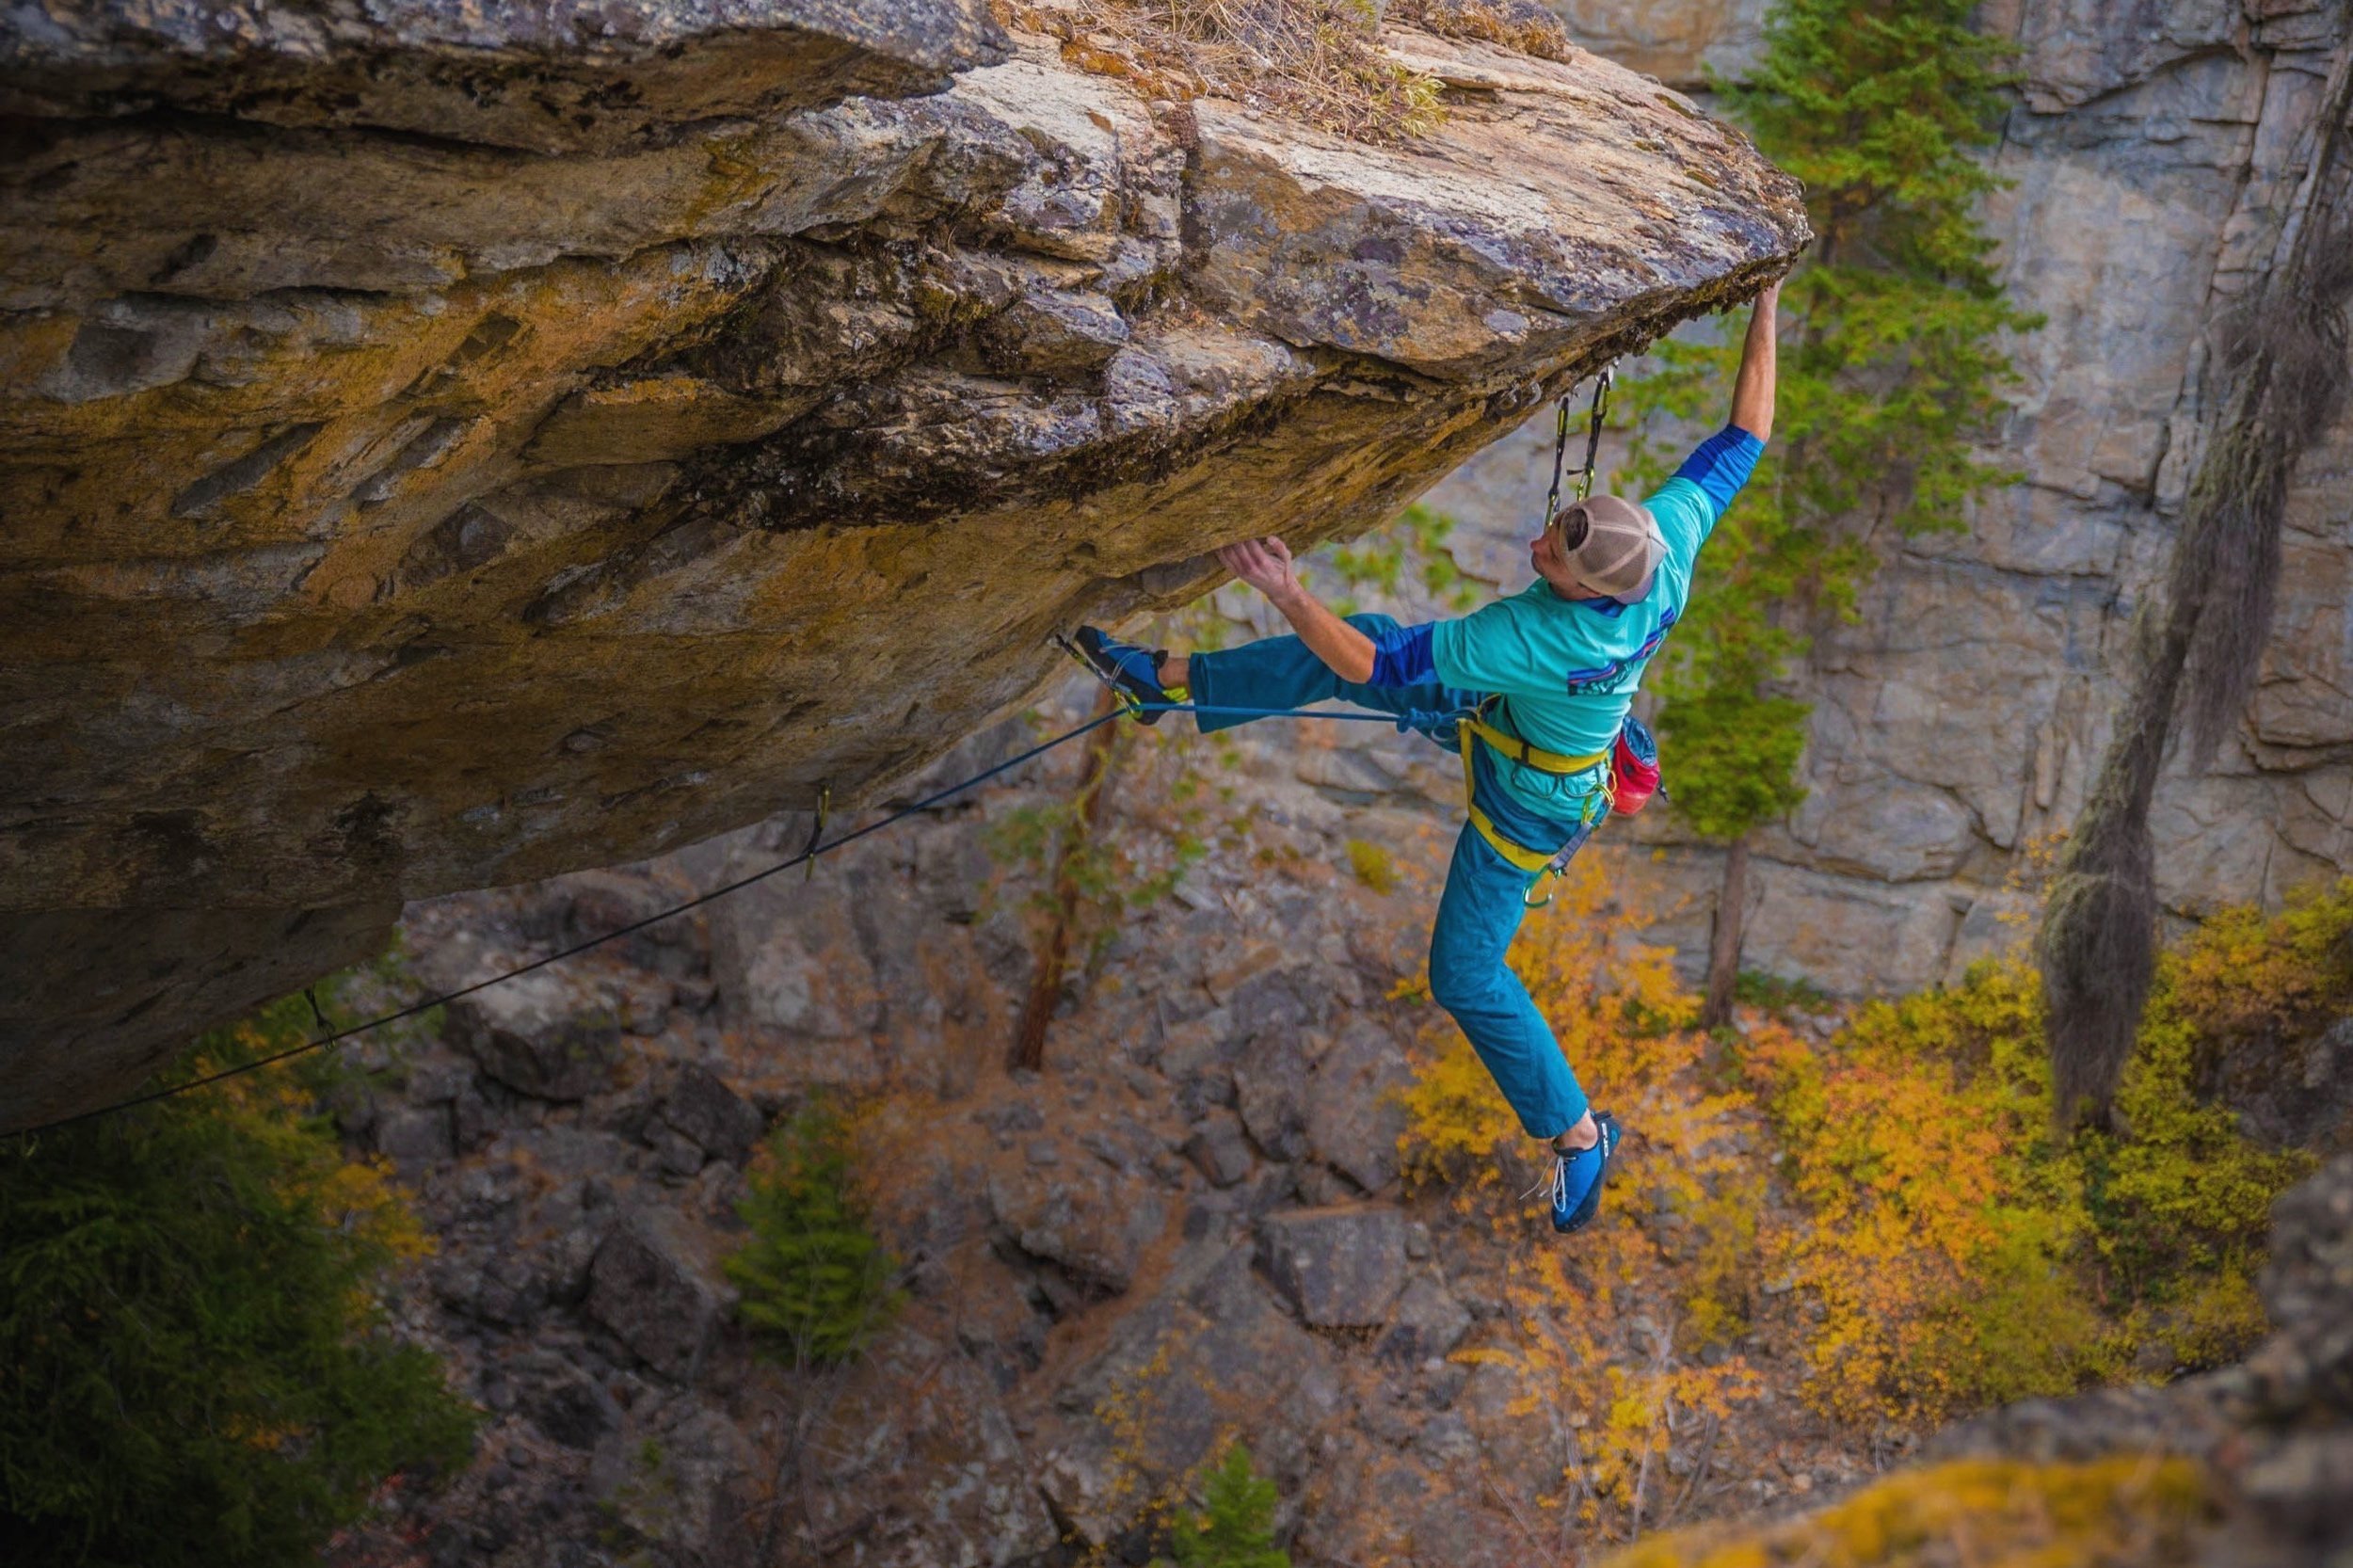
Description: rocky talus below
0,0,1804,1129
324,708,1894,1568
315,702,2353,1567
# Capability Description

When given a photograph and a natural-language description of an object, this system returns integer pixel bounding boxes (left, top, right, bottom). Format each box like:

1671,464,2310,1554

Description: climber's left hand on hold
1218,536,1377,684
1217,536,1303,608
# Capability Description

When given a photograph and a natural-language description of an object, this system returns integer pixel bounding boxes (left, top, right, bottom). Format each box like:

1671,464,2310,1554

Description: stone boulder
530,1368,623,1452
1259,1205,1408,1327
1185,1112,1257,1188
1234,1048,1312,1163
658,1063,767,1166
1305,1017,1416,1192
705,864,886,1070
370,1102,456,1173
2247,1153,2353,1421
446,968,624,1101
585,1208,735,1380
1043,1236,1345,1546
988,1156,1167,1296
1382,1274,1474,1363
0,8,1806,1129
589,1403,762,1564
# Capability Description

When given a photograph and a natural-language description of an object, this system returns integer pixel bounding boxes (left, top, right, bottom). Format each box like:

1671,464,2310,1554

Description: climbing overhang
0,2,1808,1128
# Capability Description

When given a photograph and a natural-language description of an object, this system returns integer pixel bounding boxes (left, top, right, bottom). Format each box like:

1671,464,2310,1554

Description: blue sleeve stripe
1672,424,1766,515
1369,621,1437,686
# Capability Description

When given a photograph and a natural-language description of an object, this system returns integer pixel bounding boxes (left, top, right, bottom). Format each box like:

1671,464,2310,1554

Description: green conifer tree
1167,1444,1289,1568
725,1101,904,1367
0,993,476,1567
1621,0,2037,1024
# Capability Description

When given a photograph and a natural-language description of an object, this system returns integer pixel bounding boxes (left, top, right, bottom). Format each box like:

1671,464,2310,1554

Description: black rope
17,695,1432,1139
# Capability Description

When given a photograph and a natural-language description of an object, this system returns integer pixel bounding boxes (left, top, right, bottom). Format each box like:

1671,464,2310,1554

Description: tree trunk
1011,687,1122,1073
1700,835,1750,1030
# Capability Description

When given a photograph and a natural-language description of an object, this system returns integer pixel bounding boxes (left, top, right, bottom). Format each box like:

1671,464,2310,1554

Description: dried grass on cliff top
998,0,1572,143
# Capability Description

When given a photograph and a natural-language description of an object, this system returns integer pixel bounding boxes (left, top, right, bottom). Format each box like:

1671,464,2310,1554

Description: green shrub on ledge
725,1101,904,1368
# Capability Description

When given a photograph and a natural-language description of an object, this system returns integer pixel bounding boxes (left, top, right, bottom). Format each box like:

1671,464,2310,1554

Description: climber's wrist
1264,579,1313,616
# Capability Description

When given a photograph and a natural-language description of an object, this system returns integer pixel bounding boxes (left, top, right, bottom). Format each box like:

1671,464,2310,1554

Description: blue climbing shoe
1547,1111,1621,1235
1068,626,1174,723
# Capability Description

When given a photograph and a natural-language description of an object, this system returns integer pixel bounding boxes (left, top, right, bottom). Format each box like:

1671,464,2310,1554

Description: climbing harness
1455,698,1610,907
1543,364,1616,529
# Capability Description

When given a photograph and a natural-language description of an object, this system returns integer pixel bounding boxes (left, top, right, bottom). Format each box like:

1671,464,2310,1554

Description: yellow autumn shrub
1746,921,2320,1424
1398,860,2337,1433
1737,961,2123,1423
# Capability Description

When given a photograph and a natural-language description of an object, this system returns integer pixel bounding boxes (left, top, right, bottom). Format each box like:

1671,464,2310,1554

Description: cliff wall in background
0,0,1805,1128
1411,0,2353,991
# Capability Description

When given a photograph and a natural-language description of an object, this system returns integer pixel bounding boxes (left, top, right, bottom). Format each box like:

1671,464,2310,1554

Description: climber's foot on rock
1070,626,1174,723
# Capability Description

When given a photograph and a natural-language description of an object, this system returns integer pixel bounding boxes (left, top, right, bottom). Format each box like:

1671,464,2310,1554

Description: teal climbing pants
1189,615,1593,1141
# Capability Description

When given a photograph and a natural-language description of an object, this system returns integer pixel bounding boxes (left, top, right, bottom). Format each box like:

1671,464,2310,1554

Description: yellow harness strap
1458,712,1610,781
1456,705,1611,895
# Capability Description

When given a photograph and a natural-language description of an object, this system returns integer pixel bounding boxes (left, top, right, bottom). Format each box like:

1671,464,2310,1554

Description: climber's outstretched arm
1216,537,1377,684
1730,280,1779,443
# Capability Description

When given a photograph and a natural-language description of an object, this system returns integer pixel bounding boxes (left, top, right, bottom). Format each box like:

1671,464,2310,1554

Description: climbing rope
17,696,1420,1138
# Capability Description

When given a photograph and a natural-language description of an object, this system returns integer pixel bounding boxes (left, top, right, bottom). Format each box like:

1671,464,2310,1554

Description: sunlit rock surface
0,3,1805,1128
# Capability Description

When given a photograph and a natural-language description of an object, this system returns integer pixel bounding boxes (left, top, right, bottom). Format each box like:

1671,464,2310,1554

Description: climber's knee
1427,941,1492,1018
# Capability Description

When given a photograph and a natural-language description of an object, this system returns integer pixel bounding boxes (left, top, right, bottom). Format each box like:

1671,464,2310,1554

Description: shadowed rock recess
0,1,1807,1128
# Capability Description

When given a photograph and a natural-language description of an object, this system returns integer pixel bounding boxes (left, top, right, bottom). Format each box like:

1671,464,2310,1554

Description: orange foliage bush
1396,863,2334,1436
1737,967,2115,1424
1745,933,2315,1425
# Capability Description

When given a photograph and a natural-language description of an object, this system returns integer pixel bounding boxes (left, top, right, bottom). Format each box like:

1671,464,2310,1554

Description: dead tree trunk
1700,835,1751,1030
1011,687,1122,1072
2038,36,2353,1127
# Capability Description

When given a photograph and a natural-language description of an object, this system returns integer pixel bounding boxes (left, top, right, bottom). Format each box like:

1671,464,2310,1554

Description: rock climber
1071,280,1781,1237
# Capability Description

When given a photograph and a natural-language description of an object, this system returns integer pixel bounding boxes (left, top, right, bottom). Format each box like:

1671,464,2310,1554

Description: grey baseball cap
1552,494,1664,600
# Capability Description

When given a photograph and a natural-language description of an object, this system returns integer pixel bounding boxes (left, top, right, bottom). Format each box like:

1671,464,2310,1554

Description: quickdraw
1542,364,1616,527
801,785,829,880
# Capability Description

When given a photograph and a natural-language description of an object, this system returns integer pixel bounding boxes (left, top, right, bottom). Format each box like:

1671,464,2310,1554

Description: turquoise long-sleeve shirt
1369,426,1764,822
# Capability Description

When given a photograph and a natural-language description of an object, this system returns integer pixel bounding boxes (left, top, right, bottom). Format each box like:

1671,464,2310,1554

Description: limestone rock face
0,8,1807,1128
1406,0,2353,997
